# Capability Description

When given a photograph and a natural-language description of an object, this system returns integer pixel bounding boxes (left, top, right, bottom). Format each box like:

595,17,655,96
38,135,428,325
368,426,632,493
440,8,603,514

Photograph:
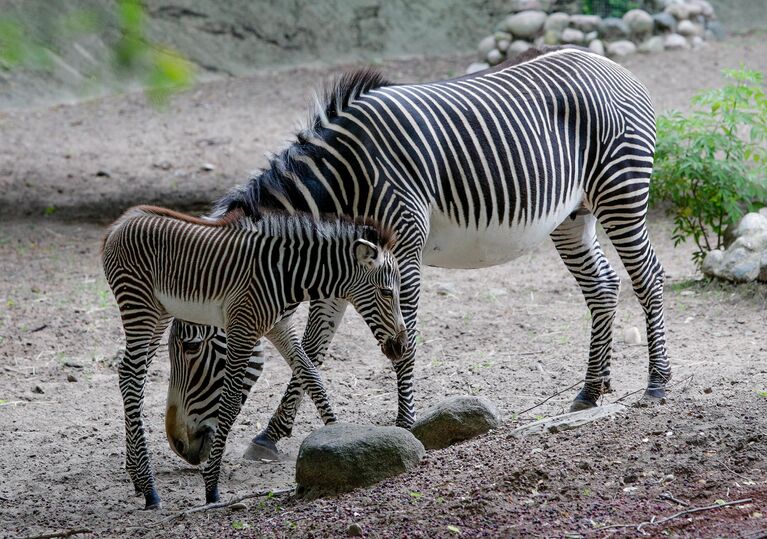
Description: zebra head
346,237,408,362
165,320,262,465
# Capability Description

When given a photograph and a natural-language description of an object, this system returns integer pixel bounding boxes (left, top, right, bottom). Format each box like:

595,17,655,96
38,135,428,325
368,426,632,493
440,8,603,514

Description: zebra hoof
144,491,162,510
569,398,597,412
243,432,280,461
206,486,220,505
638,387,667,405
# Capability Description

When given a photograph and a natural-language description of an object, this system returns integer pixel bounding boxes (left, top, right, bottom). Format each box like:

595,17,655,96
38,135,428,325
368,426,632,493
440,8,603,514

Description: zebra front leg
201,320,254,504
118,311,170,509
252,299,347,451
267,318,337,425
551,210,620,410
392,256,422,429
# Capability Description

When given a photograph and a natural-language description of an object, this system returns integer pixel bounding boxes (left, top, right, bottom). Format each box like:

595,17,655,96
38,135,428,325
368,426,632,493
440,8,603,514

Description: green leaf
231,519,250,530
757,391,767,398
447,525,461,535
715,499,727,506
409,491,423,499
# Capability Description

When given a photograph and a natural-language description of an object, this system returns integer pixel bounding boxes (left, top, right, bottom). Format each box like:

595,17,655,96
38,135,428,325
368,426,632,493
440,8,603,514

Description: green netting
582,0,645,17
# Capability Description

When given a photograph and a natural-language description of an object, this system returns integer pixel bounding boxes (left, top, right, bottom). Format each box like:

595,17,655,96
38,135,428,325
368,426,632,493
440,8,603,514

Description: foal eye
182,340,202,353
380,288,394,298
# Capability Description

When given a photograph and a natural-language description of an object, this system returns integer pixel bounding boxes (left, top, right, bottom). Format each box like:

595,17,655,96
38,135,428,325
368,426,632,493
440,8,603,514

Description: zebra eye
182,340,202,353
380,288,394,298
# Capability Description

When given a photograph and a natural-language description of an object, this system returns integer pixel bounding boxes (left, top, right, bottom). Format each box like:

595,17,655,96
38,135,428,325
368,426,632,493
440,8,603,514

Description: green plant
582,0,640,17
652,68,767,266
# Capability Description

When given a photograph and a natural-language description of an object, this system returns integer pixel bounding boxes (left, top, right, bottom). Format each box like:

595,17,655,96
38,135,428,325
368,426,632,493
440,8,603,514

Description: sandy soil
1,36,767,538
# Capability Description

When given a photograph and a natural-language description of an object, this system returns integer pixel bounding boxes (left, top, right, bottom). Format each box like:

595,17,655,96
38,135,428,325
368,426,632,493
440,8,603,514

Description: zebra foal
102,205,405,509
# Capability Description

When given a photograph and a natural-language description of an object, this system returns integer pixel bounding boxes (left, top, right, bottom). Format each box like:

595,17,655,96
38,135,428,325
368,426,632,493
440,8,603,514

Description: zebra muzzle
381,330,408,361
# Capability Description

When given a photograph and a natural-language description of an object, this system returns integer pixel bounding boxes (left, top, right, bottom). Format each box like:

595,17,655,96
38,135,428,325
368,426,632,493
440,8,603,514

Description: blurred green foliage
582,0,641,17
652,68,767,266
0,0,194,104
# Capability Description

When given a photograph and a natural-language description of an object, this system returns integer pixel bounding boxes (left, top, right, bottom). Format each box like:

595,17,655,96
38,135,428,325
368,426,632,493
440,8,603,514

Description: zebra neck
279,236,353,304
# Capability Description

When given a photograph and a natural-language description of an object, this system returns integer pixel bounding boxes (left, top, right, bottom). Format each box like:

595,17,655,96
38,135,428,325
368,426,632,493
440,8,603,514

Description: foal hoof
206,486,220,505
243,432,280,461
636,387,667,407
569,398,597,412
144,491,162,510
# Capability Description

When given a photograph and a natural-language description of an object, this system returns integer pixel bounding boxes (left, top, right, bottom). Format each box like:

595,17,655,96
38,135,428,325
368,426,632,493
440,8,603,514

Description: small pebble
229,502,247,511
347,522,363,537
201,163,216,171
32,385,44,394
623,326,642,346
703,387,713,394
67,374,78,383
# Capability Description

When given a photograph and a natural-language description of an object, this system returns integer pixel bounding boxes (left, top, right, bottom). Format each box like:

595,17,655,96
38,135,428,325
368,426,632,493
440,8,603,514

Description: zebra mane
246,210,397,251
211,69,392,220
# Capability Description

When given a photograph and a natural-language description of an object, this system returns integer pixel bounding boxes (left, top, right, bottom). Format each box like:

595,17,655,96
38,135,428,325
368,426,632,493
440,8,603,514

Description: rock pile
468,0,722,73
702,210,767,283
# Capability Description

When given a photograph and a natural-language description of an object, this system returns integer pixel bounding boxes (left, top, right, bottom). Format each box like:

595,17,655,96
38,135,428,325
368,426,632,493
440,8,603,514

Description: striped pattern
103,206,404,508
169,46,670,452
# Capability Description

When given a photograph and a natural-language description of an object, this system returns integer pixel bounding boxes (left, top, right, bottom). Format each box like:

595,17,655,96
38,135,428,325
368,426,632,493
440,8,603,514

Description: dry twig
19,528,91,539
599,497,752,535
516,379,584,417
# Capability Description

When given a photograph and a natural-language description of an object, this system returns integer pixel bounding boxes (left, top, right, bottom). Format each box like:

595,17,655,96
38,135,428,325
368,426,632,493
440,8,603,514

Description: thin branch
149,487,294,527
19,528,91,539
516,380,584,417
598,498,752,534
658,491,690,507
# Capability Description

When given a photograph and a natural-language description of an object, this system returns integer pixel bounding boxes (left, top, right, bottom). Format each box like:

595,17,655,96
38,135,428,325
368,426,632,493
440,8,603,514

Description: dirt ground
1,36,767,538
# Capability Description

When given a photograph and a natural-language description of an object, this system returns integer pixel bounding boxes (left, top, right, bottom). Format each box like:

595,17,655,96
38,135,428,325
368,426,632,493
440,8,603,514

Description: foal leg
253,299,347,451
119,309,171,509
551,209,620,410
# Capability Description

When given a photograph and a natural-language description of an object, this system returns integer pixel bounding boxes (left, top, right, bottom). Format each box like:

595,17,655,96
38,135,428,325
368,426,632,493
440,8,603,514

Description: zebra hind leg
599,213,670,401
551,210,620,411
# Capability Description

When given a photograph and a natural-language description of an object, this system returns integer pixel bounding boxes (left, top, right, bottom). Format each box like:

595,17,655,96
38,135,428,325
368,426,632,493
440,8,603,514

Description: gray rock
665,3,690,20
598,17,630,40
411,395,501,450
653,12,678,33
759,207,767,220
486,49,504,65
664,33,690,50
588,39,605,56
501,10,548,38
691,0,715,17
691,35,706,49
733,231,767,253
434,282,458,296
759,252,767,283
607,40,637,57
701,249,725,277
497,39,511,52
638,35,665,53
295,423,425,499
560,27,585,44
685,2,704,17
544,12,570,33
494,31,513,43
509,0,553,12
678,20,703,37
585,30,598,42
543,29,561,45
508,40,532,57
706,20,726,40
570,14,602,33
725,248,761,282
347,523,364,537
623,9,654,36
478,35,496,58
466,62,490,75
731,212,767,243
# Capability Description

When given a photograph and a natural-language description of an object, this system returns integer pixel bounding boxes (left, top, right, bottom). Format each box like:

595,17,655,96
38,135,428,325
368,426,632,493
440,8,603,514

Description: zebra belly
422,202,579,269
155,291,226,328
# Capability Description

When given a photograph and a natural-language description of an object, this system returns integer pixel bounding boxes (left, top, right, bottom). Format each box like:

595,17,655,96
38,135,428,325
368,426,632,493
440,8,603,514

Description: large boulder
570,14,602,33
501,10,548,38
607,40,637,58
639,35,665,53
411,395,501,450
544,12,570,33
653,12,678,33
295,423,425,499
560,27,585,44
678,19,704,37
598,17,630,40
664,33,690,50
724,212,767,248
623,9,654,37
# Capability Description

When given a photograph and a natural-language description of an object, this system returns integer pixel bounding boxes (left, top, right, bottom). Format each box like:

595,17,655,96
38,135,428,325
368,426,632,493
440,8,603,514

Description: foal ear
353,239,381,268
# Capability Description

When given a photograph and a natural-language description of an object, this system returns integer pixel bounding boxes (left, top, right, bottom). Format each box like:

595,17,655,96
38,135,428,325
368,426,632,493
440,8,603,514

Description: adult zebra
167,46,670,461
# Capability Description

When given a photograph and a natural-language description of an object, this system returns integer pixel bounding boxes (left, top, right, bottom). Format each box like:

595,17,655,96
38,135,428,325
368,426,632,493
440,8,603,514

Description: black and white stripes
168,45,670,455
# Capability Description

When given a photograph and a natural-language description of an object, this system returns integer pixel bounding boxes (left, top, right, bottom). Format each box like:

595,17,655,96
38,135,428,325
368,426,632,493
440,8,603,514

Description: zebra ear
353,239,381,268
